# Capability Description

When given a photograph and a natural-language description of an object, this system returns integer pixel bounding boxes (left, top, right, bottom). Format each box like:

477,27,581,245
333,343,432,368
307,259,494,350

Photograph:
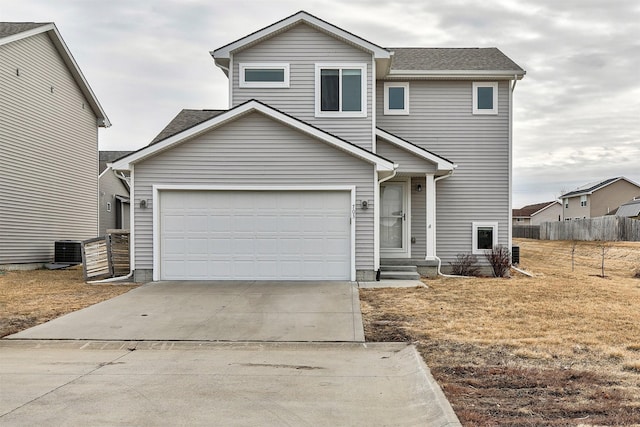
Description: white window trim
106,202,112,212
383,82,409,115
472,82,498,115
580,195,587,207
472,221,498,255
315,63,367,118
239,63,290,88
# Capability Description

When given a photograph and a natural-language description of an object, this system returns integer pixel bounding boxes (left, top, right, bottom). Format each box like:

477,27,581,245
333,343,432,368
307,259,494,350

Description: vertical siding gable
232,23,374,150
376,79,511,263
0,33,99,264
133,112,375,271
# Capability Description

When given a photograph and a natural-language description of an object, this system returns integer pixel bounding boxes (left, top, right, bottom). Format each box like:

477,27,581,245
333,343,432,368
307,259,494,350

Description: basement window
472,222,498,254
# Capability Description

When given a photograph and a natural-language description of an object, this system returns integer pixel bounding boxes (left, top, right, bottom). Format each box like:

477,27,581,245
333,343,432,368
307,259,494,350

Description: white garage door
159,190,352,280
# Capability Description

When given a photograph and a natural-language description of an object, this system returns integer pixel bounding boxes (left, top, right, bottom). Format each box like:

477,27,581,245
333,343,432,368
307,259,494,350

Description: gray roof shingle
388,47,524,72
513,201,558,217
561,177,622,198
150,109,227,145
99,151,133,173
0,22,50,38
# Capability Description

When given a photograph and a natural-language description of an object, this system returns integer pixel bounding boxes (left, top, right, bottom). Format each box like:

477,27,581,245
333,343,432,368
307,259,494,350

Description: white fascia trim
212,12,390,59
375,128,456,172
2,24,111,127
112,101,395,172
239,63,290,88
152,185,357,282
387,69,525,79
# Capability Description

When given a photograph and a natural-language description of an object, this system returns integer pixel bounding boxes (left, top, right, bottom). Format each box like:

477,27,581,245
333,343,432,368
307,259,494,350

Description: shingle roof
150,109,227,145
615,199,640,218
0,22,49,38
513,201,558,217
388,47,524,72
561,177,623,198
99,151,133,173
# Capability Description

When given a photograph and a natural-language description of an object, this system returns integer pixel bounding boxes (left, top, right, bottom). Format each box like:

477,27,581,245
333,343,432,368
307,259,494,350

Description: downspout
431,170,474,278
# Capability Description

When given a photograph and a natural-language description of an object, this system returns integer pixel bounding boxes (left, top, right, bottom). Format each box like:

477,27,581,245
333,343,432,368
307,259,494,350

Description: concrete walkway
0,340,460,426
8,281,364,342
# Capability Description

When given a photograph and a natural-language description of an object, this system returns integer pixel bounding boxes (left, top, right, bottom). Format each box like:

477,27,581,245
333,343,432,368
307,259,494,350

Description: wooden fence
512,225,540,239
539,216,640,241
81,230,130,280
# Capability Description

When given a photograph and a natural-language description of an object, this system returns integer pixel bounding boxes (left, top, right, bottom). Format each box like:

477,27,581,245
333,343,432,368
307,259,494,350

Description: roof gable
111,100,395,173
561,177,640,198
375,128,456,174
0,22,110,127
513,201,559,217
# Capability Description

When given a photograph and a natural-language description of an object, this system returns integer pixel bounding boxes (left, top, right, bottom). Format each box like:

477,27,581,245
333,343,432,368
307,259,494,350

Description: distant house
615,198,640,220
99,151,131,235
512,201,562,225
0,22,109,268
560,177,640,220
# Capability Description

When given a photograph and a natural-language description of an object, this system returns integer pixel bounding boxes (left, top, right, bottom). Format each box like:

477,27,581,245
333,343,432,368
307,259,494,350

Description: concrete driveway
8,281,364,342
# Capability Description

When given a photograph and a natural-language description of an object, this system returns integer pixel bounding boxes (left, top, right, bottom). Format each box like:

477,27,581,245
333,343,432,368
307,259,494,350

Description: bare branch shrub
484,245,511,278
449,253,480,276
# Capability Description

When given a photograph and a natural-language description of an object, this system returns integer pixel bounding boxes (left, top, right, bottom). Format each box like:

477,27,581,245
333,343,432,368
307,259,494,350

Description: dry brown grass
0,266,137,337
361,239,640,426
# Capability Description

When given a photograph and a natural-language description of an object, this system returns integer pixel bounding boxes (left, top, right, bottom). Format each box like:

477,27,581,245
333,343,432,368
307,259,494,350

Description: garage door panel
160,190,351,280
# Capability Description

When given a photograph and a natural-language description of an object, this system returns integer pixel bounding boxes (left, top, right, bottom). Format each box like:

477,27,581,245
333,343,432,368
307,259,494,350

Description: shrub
449,253,480,276
484,245,511,277
634,268,640,279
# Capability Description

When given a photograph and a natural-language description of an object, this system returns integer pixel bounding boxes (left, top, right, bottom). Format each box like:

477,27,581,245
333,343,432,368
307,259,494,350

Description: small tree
570,240,578,272
448,253,480,276
484,245,511,278
595,240,612,278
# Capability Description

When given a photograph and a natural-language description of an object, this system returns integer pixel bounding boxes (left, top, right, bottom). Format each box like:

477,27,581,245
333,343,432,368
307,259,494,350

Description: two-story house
561,177,640,220
111,11,525,282
0,22,109,268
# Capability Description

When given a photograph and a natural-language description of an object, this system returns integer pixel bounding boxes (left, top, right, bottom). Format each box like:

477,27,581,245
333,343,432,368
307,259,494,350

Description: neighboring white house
0,22,109,268
512,201,562,225
111,11,525,282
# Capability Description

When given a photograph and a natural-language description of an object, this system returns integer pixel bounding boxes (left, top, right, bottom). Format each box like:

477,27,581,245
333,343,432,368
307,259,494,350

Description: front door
380,181,409,257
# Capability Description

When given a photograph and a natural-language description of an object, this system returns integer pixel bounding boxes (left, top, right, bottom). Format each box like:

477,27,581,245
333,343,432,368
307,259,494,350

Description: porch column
425,174,436,260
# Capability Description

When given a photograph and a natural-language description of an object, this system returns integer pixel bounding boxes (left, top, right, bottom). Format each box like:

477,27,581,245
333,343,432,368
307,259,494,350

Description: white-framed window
564,198,569,208
472,222,498,255
106,202,112,213
383,82,409,115
239,63,290,88
315,63,367,117
580,195,587,207
472,82,498,115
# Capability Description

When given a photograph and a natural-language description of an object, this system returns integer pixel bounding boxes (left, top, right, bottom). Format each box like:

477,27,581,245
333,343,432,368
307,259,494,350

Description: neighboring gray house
615,198,640,220
513,201,562,225
111,11,525,282
99,151,131,235
561,177,640,220
0,22,109,268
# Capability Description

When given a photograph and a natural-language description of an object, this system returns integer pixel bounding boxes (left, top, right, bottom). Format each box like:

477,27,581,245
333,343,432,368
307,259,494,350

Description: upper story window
239,63,290,88
580,195,587,207
315,63,367,118
472,82,498,115
383,82,409,115
564,198,569,208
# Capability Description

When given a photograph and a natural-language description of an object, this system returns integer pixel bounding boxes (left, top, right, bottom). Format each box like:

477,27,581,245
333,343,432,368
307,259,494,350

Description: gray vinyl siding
98,170,129,235
377,80,511,264
0,32,99,265
376,138,437,174
133,112,375,273
410,177,427,259
232,23,374,150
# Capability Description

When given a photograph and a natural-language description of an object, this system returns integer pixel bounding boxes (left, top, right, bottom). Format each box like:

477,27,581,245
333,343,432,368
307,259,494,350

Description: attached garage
157,189,353,280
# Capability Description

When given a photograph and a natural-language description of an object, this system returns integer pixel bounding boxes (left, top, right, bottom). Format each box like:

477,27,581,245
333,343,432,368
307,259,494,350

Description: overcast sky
2,0,639,207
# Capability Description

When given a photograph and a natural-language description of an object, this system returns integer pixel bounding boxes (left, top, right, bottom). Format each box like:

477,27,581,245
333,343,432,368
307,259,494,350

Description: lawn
361,239,640,426
0,266,137,337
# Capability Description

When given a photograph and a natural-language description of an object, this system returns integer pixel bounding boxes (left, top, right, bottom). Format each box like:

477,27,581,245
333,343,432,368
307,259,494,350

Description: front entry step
379,265,420,280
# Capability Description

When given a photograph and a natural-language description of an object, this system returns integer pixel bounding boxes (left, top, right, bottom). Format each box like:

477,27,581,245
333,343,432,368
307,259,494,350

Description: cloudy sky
2,0,639,207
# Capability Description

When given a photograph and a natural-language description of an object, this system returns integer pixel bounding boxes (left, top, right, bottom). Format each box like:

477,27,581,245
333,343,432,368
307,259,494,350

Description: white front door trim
379,178,411,258
152,185,357,281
